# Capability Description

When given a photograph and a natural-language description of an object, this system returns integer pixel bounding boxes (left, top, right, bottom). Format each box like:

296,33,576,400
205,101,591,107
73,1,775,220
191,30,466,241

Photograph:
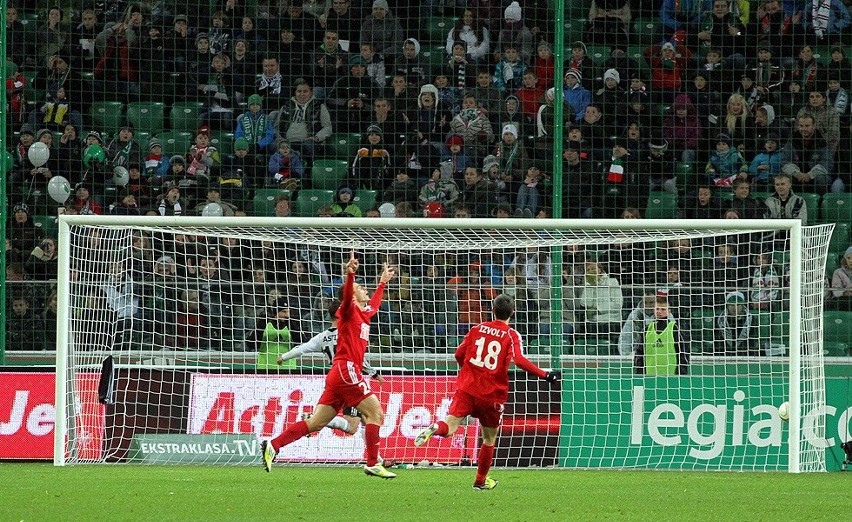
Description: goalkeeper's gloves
544,371,561,384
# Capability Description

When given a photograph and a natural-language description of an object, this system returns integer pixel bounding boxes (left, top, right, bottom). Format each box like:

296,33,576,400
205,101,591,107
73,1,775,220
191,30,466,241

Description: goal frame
53,215,819,471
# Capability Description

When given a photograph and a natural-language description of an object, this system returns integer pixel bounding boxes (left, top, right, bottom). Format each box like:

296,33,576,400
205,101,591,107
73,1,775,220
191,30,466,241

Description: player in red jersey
414,293,560,490
262,252,397,478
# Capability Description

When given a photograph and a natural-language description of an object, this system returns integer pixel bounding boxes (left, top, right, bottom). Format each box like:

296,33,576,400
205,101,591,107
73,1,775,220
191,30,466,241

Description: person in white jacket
578,259,624,343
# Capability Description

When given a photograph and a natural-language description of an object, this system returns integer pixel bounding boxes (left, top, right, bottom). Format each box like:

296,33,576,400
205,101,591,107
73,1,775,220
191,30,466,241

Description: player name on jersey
476,325,507,338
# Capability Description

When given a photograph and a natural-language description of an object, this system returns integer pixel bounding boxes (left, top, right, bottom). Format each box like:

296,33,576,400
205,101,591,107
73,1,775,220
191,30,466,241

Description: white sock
327,416,351,432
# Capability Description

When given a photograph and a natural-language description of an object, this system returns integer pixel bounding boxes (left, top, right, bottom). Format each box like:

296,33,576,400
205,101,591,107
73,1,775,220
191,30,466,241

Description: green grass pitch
1,464,848,521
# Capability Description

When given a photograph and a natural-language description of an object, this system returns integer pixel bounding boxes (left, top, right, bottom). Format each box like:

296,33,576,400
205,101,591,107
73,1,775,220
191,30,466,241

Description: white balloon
28,142,50,168
47,175,71,204
378,202,396,218
112,166,129,187
201,202,224,217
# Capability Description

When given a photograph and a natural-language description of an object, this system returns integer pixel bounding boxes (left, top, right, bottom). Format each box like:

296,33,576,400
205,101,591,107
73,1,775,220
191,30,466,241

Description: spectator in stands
384,169,418,205
828,247,852,311
467,69,502,123
447,260,498,335
31,53,93,116
492,43,526,93
157,185,188,216
797,90,841,158
281,2,323,48
801,0,850,42
206,10,232,55
765,170,807,224
370,97,407,152
235,94,276,154
198,53,236,130
585,0,631,50
514,165,544,218
595,69,626,129
748,0,801,59
330,186,363,217
747,133,783,188
5,4,28,69
644,42,692,105
747,104,789,159
72,182,104,215
419,167,460,211
495,124,528,197
359,43,387,88
680,185,723,219
392,39,428,89
728,179,765,220
321,0,360,52
562,69,591,123
409,83,451,147
578,257,624,342
717,93,751,154
459,166,494,217
230,39,258,104
7,294,43,351
692,0,748,61
749,251,782,310
618,291,660,356
274,194,293,217
312,30,348,100
270,79,333,166
24,237,59,280
447,8,491,63
563,41,596,91
825,45,851,87
705,133,748,187
7,203,43,264
450,93,495,160
561,141,595,218
659,0,706,43
256,57,286,112
360,0,404,57
782,113,833,194
788,44,823,93
36,6,69,69
714,291,759,356
266,139,304,190
634,295,689,375
221,137,264,196
495,2,534,64
351,125,392,190
327,56,378,129
441,134,473,179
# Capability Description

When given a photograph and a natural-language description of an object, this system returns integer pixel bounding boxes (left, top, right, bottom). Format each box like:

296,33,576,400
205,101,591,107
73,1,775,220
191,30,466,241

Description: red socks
364,423,380,466
434,421,450,437
475,444,495,485
271,420,309,451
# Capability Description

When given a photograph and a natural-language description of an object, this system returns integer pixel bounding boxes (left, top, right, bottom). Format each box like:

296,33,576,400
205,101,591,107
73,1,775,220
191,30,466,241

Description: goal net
55,216,832,472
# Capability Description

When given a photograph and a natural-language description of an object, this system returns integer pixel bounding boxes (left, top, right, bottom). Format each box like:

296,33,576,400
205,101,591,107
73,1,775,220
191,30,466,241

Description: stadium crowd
4,0,852,354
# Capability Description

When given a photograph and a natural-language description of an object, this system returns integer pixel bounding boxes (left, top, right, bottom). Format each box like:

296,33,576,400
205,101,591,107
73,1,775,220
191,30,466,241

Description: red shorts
448,389,504,428
317,362,373,411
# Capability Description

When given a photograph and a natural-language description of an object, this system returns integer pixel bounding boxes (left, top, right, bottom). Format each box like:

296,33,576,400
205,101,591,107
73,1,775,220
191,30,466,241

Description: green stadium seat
585,45,610,65
157,131,193,156
421,47,449,71
133,131,152,149
353,189,378,211
425,17,456,44
823,341,849,357
89,101,125,136
325,133,362,160
126,102,166,135
823,311,852,343
632,18,660,45
717,191,734,202
825,250,840,278
674,161,693,187
828,222,850,252
564,19,586,43
311,160,348,190
294,189,335,217
812,46,832,63
645,191,678,219
31,215,57,239
572,339,612,356
169,102,204,132
756,311,790,346
799,192,820,225
820,193,852,223
750,191,771,203
252,189,292,216
210,131,234,156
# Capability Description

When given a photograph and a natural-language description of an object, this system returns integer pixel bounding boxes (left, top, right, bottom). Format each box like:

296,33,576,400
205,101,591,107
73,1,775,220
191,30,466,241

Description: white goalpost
54,215,833,472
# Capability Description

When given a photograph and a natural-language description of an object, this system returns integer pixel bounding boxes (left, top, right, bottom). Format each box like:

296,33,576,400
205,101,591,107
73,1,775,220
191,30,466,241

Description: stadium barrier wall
3,368,849,470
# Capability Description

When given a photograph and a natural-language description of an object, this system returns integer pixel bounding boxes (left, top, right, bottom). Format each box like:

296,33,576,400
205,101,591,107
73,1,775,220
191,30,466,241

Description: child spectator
680,185,723,219
6,60,28,125
194,187,238,216
111,192,141,215
234,94,276,154
7,295,43,351
533,41,555,89
331,187,362,217
747,133,782,189
432,68,462,113
562,69,590,122
641,137,677,194
828,247,852,311
730,178,766,220
495,124,529,199
440,134,472,180
72,182,103,215
419,168,460,211
644,42,691,104
595,68,625,128
383,169,419,205
634,296,688,375
351,125,392,190
514,165,544,218
705,133,747,188
449,93,495,160
515,70,545,121
714,291,759,356
145,138,170,180
447,41,477,92
157,185,188,216
493,44,527,93
749,251,781,311
187,127,221,181
267,139,304,190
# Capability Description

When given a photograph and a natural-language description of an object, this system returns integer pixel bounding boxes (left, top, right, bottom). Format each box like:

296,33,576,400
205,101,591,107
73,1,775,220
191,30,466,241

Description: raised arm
367,262,396,312
277,331,325,365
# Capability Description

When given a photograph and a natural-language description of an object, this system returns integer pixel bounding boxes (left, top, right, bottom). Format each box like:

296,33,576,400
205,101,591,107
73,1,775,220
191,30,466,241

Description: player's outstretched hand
380,262,396,283
345,250,359,274
545,371,561,385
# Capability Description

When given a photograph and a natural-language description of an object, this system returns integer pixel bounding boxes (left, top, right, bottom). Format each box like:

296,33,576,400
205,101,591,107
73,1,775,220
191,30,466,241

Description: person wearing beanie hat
19,124,35,137
501,124,518,140
716,289,758,355
352,118,392,190
504,1,522,22
360,0,403,57
495,122,528,202
746,128,783,188
562,68,591,122
440,132,471,179
483,155,499,174
706,130,747,187
144,137,169,179
234,86,275,154
603,68,621,85
331,185,363,217
233,137,250,150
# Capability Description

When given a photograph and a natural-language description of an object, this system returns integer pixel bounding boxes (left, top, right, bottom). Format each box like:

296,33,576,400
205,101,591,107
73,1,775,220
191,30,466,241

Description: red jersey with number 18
453,320,547,403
